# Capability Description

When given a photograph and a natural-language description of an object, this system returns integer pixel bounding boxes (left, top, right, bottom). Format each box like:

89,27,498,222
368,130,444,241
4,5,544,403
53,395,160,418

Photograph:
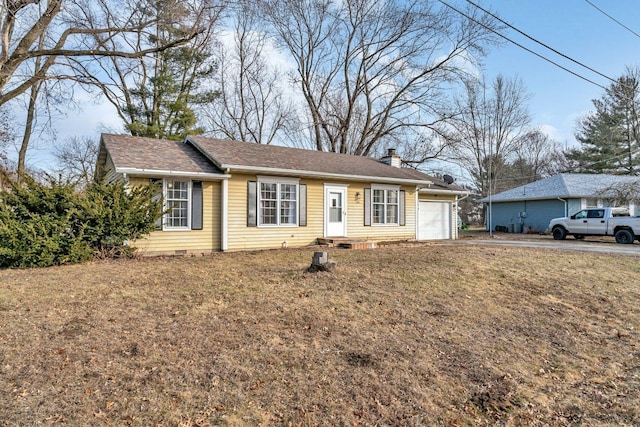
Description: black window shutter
399,190,406,226
247,181,257,227
364,188,371,226
299,184,307,226
191,181,203,230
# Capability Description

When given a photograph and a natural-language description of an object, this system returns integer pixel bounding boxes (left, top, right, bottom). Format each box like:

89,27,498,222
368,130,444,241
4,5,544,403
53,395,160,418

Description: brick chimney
380,148,402,168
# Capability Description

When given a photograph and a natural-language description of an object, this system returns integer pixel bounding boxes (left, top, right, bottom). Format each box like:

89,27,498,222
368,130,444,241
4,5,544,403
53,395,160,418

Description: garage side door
418,201,452,240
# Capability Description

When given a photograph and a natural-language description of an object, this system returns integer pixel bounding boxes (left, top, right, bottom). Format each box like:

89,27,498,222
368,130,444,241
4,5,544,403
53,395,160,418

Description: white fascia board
419,188,470,196
116,167,230,180
222,165,433,186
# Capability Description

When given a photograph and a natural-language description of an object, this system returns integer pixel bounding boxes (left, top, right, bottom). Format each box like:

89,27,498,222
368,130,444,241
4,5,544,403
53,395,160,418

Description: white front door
325,186,347,237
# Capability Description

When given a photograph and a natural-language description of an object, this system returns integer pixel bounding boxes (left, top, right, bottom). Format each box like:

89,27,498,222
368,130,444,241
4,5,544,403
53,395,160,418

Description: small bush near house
0,173,162,268
81,181,163,259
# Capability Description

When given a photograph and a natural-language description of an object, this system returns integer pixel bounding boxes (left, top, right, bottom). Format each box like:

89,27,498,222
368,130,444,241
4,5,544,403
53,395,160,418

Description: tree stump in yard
306,251,336,272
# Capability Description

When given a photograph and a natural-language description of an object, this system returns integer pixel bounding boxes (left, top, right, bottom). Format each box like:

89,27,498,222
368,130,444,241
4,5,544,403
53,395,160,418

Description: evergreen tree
124,1,218,140
569,67,640,175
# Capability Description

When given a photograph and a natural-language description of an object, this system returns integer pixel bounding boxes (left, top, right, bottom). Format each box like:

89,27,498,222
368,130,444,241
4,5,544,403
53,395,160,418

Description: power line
465,0,618,84
583,0,640,40
437,0,608,90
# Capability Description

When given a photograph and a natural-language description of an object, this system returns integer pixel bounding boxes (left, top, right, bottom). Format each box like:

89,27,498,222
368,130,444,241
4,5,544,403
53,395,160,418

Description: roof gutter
419,188,469,196
478,195,571,203
115,167,230,180
217,164,433,186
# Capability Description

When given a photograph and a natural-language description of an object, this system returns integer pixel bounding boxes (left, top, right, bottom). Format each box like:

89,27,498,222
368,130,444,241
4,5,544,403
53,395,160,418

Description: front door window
325,186,347,237
329,192,342,222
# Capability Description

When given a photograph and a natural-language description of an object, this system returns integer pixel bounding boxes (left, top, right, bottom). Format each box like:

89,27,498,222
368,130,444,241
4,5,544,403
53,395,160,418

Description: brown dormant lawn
1,244,638,426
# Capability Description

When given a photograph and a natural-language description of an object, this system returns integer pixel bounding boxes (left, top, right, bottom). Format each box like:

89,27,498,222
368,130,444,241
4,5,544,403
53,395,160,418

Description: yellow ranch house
96,134,467,254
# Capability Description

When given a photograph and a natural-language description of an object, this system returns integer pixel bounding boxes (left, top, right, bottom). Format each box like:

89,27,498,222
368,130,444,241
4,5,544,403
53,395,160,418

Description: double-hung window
165,180,191,229
372,187,399,225
247,178,306,227
258,179,298,226
373,188,400,225
150,178,203,231
365,184,404,226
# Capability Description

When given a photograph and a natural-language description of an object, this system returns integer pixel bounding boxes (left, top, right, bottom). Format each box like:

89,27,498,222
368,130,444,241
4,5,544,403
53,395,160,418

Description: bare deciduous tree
1,0,211,175
0,1,206,108
596,181,640,206
204,3,297,145
52,136,99,189
510,130,566,182
0,107,13,162
259,0,499,159
446,74,533,196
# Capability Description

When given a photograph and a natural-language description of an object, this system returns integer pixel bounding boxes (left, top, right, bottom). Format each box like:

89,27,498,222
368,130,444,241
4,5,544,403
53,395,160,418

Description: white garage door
418,201,452,240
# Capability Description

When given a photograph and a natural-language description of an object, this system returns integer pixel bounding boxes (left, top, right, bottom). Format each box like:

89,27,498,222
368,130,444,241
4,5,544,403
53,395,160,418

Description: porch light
355,191,361,201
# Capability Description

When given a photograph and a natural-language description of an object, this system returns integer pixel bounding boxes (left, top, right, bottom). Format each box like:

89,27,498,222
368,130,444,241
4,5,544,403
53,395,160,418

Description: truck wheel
552,227,567,240
615,229,634,244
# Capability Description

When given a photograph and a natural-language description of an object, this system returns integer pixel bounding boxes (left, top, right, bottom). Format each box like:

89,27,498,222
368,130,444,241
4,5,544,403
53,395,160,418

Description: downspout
221,169,230,251
557,197,568,217
415,186,419,240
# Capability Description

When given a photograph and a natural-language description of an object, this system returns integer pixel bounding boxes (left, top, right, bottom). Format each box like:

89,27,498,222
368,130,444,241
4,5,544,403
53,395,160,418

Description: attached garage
418,200,452,240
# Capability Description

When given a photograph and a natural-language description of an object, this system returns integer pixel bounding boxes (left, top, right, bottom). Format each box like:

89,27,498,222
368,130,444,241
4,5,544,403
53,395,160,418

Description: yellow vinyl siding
345,185,417,241
226,174,324,250
226,176,418,250
129,177,221,254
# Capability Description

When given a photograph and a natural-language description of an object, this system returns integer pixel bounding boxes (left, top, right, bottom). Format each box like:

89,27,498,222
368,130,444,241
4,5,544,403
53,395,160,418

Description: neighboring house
479,173,640,233
96,134,468,254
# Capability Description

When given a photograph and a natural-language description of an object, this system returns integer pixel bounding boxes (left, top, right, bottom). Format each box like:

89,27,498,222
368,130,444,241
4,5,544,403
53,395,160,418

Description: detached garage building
479,173,640,233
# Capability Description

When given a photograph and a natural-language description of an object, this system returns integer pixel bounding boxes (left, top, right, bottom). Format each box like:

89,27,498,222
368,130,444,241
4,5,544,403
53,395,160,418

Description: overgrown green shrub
0,174,162,268
81,181,163,258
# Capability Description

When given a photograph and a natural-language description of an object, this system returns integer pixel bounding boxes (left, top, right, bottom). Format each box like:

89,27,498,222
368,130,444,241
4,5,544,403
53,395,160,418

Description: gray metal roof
479,173,640,202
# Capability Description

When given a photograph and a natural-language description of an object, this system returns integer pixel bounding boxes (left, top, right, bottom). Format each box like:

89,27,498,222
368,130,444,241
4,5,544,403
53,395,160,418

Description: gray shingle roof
99,133,466,189
101,134,223,175
480,173,640,202
187,136,440,184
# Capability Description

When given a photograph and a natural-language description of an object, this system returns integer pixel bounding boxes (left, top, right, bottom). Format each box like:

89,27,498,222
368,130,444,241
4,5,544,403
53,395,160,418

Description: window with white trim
258,179,298,226
165,179,191,229
372,187,399,225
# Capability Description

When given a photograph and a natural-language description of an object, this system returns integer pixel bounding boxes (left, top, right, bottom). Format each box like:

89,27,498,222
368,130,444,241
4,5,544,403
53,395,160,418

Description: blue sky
473,0,640,147
10,0,640,172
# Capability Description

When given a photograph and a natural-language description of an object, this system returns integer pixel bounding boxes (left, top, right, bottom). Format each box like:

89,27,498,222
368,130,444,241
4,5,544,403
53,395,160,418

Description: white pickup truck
548,207,640,244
